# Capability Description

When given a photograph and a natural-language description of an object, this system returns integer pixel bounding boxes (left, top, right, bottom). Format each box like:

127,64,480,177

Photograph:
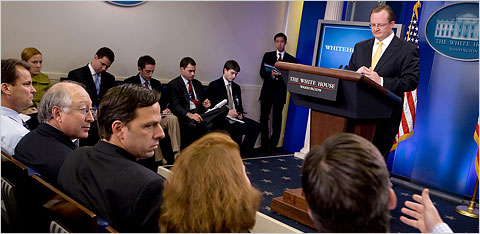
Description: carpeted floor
243,154,479,233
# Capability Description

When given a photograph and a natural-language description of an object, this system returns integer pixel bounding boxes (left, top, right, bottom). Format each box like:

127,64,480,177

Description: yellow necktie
371,41,383,70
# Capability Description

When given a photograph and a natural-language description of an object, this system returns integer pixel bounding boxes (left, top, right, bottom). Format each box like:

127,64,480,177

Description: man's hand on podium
357,66,382,86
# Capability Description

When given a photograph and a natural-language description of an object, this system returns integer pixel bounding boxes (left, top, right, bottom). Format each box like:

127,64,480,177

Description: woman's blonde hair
159,132,261,233
21,47,42,61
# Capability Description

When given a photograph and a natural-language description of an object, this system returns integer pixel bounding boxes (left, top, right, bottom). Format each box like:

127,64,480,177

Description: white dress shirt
222,76,235,110
371,32,394,86
181,76,198,110
139,75,151,90
1,106,29,155
88,63,100,84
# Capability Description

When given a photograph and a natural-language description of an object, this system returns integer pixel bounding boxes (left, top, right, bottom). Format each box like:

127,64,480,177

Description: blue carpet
244,154,479,233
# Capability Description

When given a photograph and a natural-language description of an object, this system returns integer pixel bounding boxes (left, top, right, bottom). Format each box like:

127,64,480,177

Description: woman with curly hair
159,132,261,233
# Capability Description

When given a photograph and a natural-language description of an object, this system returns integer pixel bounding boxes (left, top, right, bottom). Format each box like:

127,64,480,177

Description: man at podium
348,4,419,158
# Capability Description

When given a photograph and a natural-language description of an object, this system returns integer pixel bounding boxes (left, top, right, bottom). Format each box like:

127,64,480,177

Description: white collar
139,74,149,84
222,76,231,86
181,75,190,85
1,106,23,124
375,32,395,48
88,63,97,76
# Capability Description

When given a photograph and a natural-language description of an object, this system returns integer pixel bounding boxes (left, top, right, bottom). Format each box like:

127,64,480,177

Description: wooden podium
270,61,401,228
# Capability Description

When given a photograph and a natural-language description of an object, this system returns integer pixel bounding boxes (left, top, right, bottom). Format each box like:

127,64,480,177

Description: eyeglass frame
67,106,97,116
368,23,390,29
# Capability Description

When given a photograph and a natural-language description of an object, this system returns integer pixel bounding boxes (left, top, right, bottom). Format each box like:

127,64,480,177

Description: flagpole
455,178,479,218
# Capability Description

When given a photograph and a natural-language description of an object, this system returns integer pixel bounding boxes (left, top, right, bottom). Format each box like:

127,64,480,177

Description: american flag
391,1,421,151
475,116,479,178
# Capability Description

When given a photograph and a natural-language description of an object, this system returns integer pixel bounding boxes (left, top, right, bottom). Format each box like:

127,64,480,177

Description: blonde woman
21,47,51,113
159,132,261,232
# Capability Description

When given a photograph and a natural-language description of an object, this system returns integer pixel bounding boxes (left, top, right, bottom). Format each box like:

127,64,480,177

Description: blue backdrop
283,1,479,197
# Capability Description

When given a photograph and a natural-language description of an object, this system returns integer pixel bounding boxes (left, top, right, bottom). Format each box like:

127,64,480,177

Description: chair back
105,226,119,233
29,174,98,232
250,212,302,233
157,166,172,181
2,151,100,232
1,151,30,231
50,220,70,233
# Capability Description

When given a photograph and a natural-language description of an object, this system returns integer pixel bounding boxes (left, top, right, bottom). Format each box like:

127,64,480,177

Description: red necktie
188,81,199,108
144,80,149,89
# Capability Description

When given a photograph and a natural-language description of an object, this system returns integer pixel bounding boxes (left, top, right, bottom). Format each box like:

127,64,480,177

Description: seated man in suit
58,84,165,232
165,57,228,148
1,59,36,155
124,55,181,164
207,60,260,156
67,47,117,146
15,81,94,184
302,133,397,232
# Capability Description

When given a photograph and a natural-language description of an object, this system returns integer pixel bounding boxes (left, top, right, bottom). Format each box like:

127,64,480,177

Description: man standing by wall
348,4,419,158
1,59,36,155
259,32,296,153
67,47,117,146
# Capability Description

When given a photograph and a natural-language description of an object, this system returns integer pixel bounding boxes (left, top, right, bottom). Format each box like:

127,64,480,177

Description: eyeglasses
70,106,97,116
369,23,389,29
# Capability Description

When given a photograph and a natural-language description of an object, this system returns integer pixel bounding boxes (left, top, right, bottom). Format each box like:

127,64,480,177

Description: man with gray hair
14,81,94,184
1,59,36,155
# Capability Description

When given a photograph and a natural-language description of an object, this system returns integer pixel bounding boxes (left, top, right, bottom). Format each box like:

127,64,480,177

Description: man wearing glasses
14,81,94,184
348,4,419,159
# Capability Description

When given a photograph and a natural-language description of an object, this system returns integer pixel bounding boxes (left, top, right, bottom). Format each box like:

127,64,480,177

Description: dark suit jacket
348,36,419,155
124,75,169,109
259,51,296,104
124,74,162,93
207,77,244,114
165,76,206,121
67,64,117,107
348,36,419,97
57,141,164,233
14,123,77,185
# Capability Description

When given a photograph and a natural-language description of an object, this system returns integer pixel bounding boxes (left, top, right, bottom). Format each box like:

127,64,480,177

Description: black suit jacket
165,76,206,121
348,36,419,97
57,141,164,232
124,75,169,109
259,51,296,104
67,65,117,107
207,77,244,114
123,74,169,110
348,36,419,155
14,123,77,185
124,74,162,93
